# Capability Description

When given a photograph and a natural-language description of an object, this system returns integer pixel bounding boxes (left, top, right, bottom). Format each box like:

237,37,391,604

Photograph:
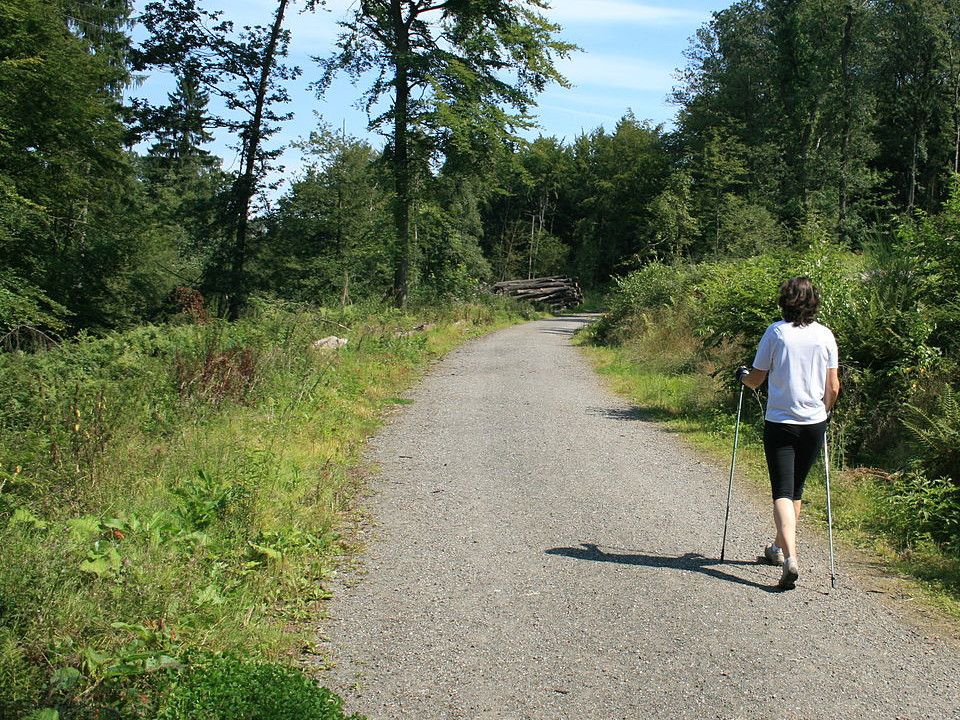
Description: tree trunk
909,129,918,210
527,213,536,279
954,68,960,174
838,3,854,243
228,0,289,319
390,0,412,307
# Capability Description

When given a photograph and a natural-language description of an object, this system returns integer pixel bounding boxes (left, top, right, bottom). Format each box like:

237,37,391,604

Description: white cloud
545,0,706,25
538,103,618,122
559,53,674,92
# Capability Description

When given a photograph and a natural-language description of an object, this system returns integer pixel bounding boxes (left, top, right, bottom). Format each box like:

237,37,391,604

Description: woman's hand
740,366,768,390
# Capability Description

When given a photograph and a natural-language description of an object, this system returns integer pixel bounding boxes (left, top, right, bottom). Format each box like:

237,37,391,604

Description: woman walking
737,277,840,589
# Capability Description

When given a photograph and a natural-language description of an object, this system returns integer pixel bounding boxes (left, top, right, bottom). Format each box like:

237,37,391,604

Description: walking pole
720,383,745,562
823,427,838,588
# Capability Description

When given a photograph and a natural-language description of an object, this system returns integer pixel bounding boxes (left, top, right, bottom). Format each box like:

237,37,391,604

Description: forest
5,0,960,334
4,0,960,716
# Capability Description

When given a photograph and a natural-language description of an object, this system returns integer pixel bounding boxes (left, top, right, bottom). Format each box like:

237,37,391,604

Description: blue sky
132,0,731,189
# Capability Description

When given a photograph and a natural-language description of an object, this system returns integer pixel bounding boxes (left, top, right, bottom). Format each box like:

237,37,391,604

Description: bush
694,255,786,356
594,261,699,342
904,385,960,484
157,655,363,720
878,471,960,552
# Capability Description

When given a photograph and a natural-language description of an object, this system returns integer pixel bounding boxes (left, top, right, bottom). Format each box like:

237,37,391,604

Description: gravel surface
315,315,960,720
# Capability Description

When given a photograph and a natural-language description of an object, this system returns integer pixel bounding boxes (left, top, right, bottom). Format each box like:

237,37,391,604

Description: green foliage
648,171,699,259
172,469,247,531
594,262,699,343
694,255,787,353
0,300,521,717
0,627,43,718
157,654,364,720
904,386,960,484
0,0,177,331
413,202,492,303
876,471,960,552
0,269,69,335
257,130,392,306
718,195,785,257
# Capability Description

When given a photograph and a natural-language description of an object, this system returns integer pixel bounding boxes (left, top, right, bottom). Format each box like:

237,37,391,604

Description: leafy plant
879,470,960,551
904,385,960,483
172,469,246,530
594,261,699,342
157,654,364,720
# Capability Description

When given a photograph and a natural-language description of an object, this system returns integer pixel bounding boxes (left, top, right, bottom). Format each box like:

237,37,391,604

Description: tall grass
0,297,527,718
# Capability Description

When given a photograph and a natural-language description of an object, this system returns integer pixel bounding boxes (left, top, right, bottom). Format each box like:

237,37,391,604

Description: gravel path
316,315,960,720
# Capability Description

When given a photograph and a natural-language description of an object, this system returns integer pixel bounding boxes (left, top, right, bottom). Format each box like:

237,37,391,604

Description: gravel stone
316,315,960,720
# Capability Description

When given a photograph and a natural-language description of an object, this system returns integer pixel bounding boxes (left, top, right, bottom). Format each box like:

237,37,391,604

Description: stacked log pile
492,276,583,309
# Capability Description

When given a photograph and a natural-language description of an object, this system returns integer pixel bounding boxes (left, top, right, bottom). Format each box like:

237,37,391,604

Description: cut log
491,276,583,309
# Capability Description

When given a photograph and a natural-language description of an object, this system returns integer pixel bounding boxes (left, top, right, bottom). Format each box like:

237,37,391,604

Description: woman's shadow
545,543,781,593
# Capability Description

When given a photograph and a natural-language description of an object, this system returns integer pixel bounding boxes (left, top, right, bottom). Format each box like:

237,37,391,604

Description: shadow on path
537,316,594,337
546,543,780,593
585,405,684,423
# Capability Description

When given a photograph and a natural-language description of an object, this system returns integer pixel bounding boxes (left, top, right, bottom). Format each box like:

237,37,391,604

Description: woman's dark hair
778,277,820,326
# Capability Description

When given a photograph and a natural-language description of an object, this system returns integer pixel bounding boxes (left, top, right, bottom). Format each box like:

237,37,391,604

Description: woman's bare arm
824,367,840,411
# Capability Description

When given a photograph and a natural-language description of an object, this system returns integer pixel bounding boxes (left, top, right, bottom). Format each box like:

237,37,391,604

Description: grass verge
0,298,529,719
577,327,960,624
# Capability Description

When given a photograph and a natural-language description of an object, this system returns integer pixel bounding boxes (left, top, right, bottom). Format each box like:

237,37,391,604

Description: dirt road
317,316,960,720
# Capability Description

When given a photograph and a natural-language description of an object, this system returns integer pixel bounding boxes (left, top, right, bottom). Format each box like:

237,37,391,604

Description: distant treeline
3,0,960,335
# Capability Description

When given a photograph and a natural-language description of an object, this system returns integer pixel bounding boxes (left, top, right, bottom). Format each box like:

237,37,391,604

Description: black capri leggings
763,420,827,501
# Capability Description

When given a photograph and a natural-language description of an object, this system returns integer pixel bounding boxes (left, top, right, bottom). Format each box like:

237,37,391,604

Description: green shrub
904,386,960,484
0,268,69,336
595,261,699,342
157,655,363,720
694,254,786,356
877,471,960,552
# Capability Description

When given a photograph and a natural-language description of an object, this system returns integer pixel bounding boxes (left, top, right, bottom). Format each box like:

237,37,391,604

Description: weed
156,654,365,720
175,340,258,406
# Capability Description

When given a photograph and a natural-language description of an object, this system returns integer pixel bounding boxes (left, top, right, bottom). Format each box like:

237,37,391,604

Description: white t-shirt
752,320,839,424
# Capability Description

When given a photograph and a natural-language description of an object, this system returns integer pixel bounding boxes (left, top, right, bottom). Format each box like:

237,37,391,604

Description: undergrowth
580,239,960,618
0,297,527,718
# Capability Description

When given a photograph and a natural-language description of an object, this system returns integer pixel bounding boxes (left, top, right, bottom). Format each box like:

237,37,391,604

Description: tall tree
136,0,301,317
0,0,162,330
316,0,573,306
258,128,392,304
874,0,952,210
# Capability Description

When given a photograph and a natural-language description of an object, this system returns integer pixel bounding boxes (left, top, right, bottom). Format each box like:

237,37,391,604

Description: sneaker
778,557,800,590
764,543,784,566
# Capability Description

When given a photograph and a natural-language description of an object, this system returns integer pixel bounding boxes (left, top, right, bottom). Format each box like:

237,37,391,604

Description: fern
903,385,960,482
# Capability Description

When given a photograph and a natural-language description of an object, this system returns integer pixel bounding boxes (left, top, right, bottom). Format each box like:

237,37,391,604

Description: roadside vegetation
0,297,528,718
583,195,960,615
